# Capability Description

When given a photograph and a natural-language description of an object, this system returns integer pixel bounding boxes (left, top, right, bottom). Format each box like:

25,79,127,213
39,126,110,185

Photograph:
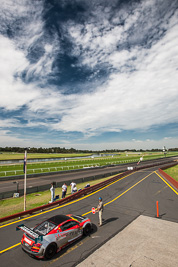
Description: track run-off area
0,166,178,267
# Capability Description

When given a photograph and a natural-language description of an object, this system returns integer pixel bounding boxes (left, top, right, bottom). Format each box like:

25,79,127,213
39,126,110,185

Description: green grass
163,165,178,182
0,152,177,177
0,152,92,161
0,176,110,218
1,151,177,161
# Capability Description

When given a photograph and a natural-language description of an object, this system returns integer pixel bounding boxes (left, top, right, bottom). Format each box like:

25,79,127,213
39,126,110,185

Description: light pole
24,147,30,211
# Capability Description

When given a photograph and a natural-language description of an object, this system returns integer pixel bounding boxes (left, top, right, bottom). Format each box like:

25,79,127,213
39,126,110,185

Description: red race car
16,214,92,259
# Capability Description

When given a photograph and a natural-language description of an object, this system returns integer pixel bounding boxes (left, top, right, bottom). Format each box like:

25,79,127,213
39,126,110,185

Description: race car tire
44,243,57,259
83,224,92,236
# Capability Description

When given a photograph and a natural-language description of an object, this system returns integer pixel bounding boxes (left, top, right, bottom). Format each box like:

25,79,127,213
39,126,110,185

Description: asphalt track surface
0,157,175,194
0,165,177,267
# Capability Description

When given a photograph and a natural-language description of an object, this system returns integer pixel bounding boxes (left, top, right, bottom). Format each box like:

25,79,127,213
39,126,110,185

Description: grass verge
0,176,110,218
163,164,178,182
0,153,92,161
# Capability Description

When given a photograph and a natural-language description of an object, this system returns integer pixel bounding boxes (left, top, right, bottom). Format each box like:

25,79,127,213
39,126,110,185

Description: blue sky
0,0,178,150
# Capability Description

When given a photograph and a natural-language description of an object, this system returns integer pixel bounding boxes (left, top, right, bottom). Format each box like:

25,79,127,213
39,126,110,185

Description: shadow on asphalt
155,213,167,219
102,217,119,226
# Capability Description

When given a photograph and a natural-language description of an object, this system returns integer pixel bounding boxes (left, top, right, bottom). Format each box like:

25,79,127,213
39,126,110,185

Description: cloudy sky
0,0,178,150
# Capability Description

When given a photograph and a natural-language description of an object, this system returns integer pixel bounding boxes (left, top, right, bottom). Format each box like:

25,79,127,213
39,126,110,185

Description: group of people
49,181,84,203
49,182,68,202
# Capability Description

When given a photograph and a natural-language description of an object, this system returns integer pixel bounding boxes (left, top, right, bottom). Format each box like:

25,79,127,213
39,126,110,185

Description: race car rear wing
16,224,43,242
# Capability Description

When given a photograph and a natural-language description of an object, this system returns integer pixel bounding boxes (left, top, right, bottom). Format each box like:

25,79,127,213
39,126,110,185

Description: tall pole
24,149,27,211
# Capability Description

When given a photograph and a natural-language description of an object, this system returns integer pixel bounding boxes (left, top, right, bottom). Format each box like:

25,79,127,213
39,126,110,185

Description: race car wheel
83,224,92,236
44,243,57,259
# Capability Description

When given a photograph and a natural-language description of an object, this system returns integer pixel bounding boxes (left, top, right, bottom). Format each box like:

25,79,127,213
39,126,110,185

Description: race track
0,166,177,267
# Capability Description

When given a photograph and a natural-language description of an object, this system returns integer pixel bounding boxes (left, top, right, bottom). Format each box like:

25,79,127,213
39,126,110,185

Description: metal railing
0,160,138,176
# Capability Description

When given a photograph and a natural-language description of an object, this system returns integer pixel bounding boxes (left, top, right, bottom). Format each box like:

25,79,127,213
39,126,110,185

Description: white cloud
0,0,60,111
1,128,177,150
59,137,178,151
1,0,59,76
53,6,178,136
132,139,143,143
164,137,172,140
52,38,178,134
0,129,48,148
0,118,21,128
0,35,41,110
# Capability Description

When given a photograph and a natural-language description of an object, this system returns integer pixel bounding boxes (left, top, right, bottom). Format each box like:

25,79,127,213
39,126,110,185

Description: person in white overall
96,197,104,226
50,183,55,203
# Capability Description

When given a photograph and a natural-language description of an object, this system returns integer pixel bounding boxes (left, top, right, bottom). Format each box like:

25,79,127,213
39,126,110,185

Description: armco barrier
0,159,176,223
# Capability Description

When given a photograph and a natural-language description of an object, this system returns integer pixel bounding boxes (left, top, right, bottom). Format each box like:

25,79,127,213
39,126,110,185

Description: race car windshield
33,221,56,236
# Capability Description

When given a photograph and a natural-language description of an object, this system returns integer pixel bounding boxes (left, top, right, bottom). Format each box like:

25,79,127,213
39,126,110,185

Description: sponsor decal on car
55,233,66,241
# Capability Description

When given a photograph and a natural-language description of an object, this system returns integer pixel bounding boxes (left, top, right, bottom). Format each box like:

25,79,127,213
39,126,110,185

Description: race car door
60,220,81,244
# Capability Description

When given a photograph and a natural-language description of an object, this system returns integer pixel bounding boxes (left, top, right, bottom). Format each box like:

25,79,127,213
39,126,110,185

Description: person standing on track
96,197,104,226
70,181,76,194
62,183,67,198
49,182,55,203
